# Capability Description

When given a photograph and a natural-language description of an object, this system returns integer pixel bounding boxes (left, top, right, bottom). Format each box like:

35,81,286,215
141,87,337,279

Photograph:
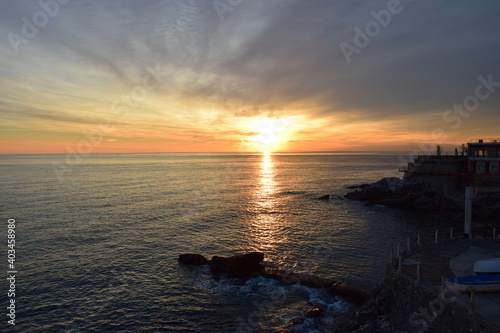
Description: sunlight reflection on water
247,154,288,252
258,153,276,199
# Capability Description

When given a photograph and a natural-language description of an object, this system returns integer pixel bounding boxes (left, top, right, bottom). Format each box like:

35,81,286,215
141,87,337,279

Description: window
477,163,485,174
485,147,497,156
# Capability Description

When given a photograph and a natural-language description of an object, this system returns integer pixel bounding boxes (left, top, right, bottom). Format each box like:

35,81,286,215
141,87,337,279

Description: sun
246,117,291,153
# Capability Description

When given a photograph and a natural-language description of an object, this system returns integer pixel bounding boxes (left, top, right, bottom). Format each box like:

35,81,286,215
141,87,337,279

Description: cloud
1,0,499,152
215,1,500,118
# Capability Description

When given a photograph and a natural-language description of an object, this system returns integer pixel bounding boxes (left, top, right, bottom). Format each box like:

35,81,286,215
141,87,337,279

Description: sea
0,153,455,332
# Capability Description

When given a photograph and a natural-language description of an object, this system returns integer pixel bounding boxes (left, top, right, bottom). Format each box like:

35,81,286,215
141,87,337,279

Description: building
467,139,500,176
400,139,500,178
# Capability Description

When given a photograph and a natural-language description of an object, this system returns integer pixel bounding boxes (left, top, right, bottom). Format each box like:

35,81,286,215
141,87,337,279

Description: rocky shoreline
335,264,499,333
344,177,463,216
343,176,500,231
178,246,499,332
178,252,370,305
178,251,371,328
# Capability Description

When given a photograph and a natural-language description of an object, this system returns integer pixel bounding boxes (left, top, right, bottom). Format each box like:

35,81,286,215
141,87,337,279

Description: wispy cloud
1,0,499,153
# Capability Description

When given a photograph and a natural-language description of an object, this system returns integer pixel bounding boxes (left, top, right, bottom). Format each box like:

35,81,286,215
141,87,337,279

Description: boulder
210,252,264,277
318,194,330,200
345,178,403,202
327,282,370,306
346,184,371,189
261,267,335,288
359,186,392,201
374,177,402,190
399,180,425,193
305,307,325,318
413,196,433,208
413,196,436,212
345,176,467,217
178,253,209,266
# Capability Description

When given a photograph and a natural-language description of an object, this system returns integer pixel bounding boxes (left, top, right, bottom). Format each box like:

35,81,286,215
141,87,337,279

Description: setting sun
244,117,291,153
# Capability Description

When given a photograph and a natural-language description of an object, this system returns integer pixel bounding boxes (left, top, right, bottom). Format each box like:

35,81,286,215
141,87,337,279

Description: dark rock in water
345,177,401,202
414,195,432,205
210,252,264,277
344,176,468,217
318,194,330,200
346,184,371,189
305,307,325,318
261,267,336,288
327,282,370,306
178,253,209,266
288,317,305,326
413,196,435,212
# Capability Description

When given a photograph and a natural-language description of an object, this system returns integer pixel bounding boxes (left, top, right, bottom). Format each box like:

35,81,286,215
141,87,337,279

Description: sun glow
244,117,291,153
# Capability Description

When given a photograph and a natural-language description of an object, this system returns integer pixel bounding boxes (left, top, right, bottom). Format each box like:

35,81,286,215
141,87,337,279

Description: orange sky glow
1,1,499,155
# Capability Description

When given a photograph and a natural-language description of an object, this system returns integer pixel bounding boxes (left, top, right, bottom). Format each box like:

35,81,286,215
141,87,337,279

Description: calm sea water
0,153,450,332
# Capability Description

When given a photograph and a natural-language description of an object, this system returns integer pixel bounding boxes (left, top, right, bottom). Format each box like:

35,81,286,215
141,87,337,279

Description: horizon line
0,150,426,156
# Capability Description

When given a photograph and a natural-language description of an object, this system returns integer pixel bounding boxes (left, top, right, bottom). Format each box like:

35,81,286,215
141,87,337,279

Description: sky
1,0,500,154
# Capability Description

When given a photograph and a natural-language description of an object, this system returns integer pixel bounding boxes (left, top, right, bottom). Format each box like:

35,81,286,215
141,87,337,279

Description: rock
327,282,370,306
345,178,402,202
413,196,434,210
377,197,411,208
344,176,468,218
346,184,371,189
305,307,325,318
358,186,392,201
399,180,425,193
178,253,208,266
261,267,335,288
288,317,305,326
210,252,264,277
318,194,330,200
